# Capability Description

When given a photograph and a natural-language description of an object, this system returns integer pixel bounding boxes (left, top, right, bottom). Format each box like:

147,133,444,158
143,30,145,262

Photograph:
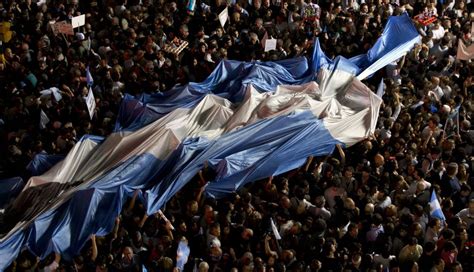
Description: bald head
374,154,384,167
365,203,375,215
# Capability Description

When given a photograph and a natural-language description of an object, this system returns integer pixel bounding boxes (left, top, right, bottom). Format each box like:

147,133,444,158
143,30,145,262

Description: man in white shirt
375,189,392,210
424,218,442,244
431,22,445,41
456,199,474,228
429,76,444,101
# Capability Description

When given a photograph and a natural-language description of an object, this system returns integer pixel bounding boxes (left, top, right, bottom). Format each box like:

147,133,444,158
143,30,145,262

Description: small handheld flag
429,190,445,222
86,66,94,87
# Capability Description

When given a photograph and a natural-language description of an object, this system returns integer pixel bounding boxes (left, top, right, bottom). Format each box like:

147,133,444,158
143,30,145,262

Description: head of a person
413,168,425,181
209,222,221,237
204,205,214,222
187,200,199,215
122,247,134,263
280,195,291,209
324,238,337,255
315,195,325,208
241,228,253,240
446,163,458,177
415,182,426,194
361,166,371,179
253,0,261,9
199,261,209,272
241,251,253,266
372,213,383,227
468,199,474,215
348,223,358,237
460,184,471,197
430,146,441,159
408,237,418,247
429,218,441,231
179,24,189,39
428,115,440,129
374,154,385,167
344,166,354,178
232,12,241,23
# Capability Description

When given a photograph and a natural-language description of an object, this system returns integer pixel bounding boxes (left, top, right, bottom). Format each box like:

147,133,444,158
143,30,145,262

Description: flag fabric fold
176,239,190,270
26,152,66,176
312,13,420,80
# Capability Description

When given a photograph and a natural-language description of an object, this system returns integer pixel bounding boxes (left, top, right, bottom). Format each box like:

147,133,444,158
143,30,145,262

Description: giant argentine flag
0,13,418,270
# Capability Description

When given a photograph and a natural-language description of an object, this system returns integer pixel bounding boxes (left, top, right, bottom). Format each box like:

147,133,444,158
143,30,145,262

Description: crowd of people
0,0,473,271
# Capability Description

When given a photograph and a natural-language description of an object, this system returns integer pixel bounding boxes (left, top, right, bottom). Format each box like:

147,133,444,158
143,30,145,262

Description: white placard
71,14,85,28
85,87,96,120
218,7,228,28
264,38,277,52
40,109,50,130
270,218,281,240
